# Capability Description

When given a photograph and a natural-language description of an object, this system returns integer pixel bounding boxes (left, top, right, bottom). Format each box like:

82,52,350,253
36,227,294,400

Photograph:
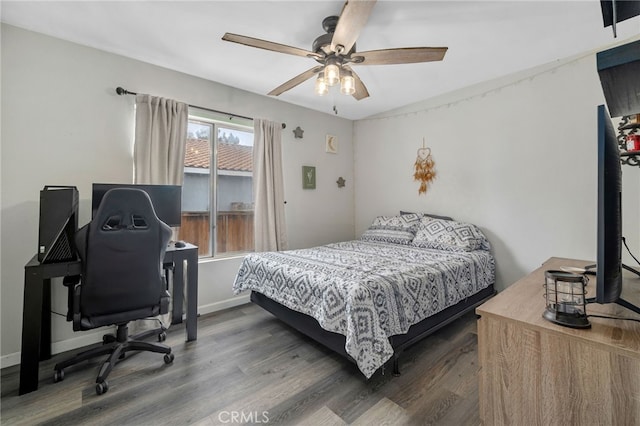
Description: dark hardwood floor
1,304,481,425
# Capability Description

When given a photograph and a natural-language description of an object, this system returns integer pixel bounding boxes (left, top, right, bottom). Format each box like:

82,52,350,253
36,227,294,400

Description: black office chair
53,188,174,395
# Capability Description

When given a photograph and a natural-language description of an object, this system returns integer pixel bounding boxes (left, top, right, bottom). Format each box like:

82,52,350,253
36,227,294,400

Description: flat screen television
586,105,640,314
92,183,182,227
600,0,640,27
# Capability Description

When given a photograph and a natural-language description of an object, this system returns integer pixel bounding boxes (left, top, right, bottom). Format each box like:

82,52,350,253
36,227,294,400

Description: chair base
54,323,173,395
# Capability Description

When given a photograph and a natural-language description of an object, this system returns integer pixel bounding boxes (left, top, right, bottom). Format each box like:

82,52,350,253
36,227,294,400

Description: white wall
3,23,639,369
354,40,640,292
0,24,355,366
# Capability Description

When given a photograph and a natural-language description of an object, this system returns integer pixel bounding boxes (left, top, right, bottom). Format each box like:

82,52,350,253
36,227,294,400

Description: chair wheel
53,369,64,383
164,353,174,364
158,332,167,342
96,380,109,395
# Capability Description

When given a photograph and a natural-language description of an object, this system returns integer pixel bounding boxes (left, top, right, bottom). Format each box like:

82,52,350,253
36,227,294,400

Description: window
178,115,254,257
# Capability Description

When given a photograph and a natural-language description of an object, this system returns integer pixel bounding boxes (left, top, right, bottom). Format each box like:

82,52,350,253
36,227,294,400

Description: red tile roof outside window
184,138,252,172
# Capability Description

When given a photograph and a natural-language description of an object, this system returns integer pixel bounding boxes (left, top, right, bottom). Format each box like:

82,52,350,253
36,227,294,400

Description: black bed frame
250,285,496,376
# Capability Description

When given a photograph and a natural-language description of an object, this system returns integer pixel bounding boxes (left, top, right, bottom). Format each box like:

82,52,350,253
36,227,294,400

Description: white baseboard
1,353,21,370
0,295,251,369
1,330,106,369
197,294,250,316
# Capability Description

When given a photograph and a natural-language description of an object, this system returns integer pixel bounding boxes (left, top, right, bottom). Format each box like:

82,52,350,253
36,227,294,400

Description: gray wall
354,40,640,292
1,24,355,366
182,173,210,212
217,175,253,212
3,22,639,369
182,172,253,212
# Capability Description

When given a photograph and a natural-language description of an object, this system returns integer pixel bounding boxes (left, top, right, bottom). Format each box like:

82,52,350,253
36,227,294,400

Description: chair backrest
75,188,172,324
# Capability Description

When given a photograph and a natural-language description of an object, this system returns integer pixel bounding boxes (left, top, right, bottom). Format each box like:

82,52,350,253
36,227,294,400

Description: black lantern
543,270,591,329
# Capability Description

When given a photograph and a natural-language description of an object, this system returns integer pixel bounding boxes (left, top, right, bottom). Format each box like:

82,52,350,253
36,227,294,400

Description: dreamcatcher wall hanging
413,139,436,195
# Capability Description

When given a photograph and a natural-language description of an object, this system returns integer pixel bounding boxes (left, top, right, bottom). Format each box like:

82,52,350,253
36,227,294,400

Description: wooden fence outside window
178,211,254,256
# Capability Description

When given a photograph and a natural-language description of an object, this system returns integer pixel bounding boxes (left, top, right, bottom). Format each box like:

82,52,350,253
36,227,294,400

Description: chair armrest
70,281,82,331
159,290,170,316
63,275,81,321
63,275,80,287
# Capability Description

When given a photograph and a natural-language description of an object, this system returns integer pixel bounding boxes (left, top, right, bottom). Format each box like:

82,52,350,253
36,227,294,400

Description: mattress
233,239,495,377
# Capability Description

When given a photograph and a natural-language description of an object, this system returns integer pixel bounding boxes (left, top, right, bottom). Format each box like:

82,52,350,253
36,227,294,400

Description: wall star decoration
413,139,436,195
336,177,346,188
293,126,304,138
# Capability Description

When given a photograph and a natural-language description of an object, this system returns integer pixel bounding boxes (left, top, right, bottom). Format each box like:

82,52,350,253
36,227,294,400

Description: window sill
197,253,249,264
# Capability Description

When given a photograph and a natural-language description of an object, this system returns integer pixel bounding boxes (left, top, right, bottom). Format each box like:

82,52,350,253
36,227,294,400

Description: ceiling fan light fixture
324,58,340,86
223,2,446,102
340,69,355,95
315,72,329,95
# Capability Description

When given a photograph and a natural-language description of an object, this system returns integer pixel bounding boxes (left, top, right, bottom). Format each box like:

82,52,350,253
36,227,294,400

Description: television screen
590,105,640,315
92,183,182,227
595,104,623,303
600,0,640,27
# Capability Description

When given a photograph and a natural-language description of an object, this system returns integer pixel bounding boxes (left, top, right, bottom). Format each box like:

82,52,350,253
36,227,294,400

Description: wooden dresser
476,257,640,425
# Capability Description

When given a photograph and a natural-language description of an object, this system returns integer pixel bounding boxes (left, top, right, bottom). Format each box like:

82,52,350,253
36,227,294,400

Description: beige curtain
253,119,287,252
133,94,188,330
134,94,188,185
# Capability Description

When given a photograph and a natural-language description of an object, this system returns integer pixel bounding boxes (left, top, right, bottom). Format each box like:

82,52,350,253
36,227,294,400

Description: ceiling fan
222,0,448,101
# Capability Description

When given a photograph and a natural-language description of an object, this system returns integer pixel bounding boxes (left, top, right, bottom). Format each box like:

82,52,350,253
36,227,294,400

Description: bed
233,213,496,378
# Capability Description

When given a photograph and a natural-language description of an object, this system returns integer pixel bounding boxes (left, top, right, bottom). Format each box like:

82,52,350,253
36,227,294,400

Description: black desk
19,242,198,395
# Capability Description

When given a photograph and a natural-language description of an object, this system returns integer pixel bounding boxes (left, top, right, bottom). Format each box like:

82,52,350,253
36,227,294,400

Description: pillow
412,217,491,252
360,214,421,245
400,210,454,221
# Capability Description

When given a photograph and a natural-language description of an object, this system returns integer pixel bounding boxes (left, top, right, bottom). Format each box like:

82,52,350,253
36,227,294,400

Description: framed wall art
325,134,337,154
302,166,316,189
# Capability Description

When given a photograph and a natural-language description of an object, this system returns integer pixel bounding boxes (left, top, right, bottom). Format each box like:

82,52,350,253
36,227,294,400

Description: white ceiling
1,1,639,120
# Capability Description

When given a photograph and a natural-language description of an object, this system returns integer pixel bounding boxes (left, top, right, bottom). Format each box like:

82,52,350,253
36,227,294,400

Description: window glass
179,119,254,257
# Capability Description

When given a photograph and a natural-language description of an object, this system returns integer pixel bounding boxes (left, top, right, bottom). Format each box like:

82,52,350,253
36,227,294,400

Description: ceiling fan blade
222,33,320,59
268,66,324,96
331,0,377,55
354,47,448,65
343,65,369,100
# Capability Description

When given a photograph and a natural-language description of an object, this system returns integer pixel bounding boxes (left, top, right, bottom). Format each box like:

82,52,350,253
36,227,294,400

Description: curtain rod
115,87,286,129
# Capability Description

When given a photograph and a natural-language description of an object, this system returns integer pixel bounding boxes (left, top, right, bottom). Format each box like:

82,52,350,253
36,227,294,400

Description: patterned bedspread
233,240,495,378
